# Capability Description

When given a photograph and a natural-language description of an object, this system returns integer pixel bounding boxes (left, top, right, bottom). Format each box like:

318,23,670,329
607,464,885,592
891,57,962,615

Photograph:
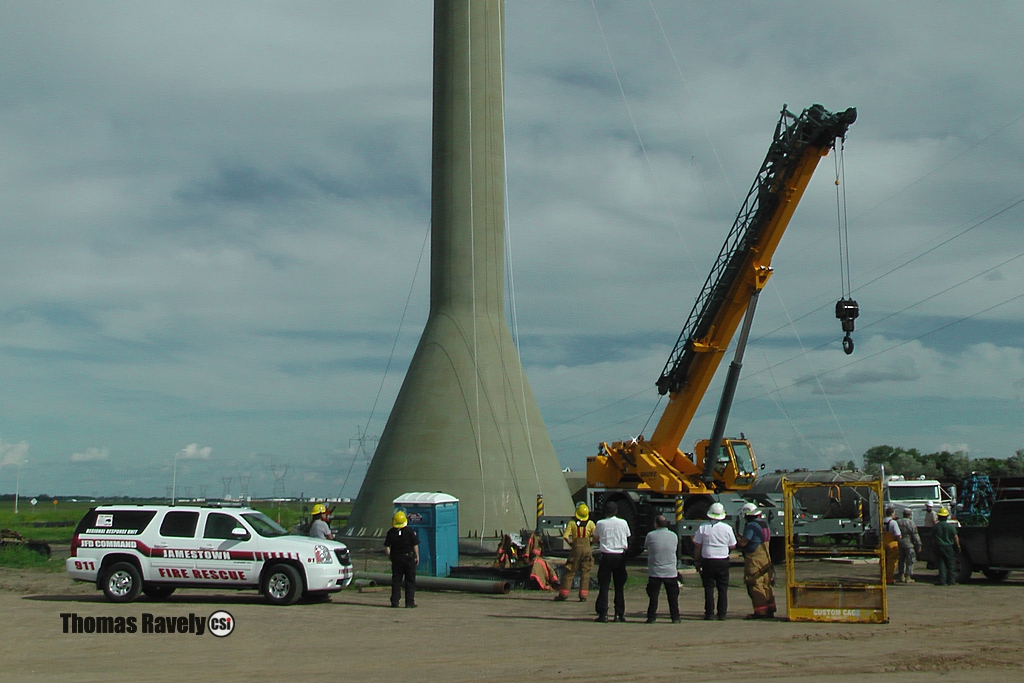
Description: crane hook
835,298,859,355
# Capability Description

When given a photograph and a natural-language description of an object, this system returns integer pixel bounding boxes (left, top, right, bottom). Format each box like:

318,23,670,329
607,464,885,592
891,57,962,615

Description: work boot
594,615,609,623
578,595,587,602
905,576,915,584
553,594,568,601
614,615,627,623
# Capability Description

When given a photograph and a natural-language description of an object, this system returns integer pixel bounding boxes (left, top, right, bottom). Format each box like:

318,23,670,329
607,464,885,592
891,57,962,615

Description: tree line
833,446,1024,486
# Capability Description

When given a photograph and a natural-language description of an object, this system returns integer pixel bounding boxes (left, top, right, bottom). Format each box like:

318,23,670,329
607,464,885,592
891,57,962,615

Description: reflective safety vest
563,519,595,548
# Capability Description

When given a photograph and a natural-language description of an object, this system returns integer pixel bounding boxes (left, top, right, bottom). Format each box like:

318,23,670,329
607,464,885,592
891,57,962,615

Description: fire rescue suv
67,504,354,605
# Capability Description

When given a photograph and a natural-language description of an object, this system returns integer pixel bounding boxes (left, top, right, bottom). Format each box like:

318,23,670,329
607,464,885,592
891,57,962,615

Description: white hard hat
707,502,727,520
741,502,761,517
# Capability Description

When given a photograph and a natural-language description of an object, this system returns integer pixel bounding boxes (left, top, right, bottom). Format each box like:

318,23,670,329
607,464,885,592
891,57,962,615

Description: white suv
66,505,354,605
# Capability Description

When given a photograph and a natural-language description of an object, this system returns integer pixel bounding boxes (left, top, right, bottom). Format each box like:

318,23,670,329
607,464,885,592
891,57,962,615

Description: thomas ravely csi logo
60,610,235,637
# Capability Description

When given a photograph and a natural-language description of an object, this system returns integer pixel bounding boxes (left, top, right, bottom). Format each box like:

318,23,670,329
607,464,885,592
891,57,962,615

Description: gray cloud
2,1,1023,495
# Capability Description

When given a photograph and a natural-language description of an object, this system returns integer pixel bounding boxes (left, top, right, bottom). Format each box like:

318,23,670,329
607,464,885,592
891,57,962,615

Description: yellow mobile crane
587,104,857,550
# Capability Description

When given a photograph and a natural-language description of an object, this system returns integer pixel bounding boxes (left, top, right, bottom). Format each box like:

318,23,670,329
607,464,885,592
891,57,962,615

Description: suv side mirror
231,527,250,539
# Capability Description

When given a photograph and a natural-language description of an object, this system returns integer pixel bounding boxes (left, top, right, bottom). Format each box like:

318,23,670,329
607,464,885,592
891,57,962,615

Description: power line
737,289,1024,408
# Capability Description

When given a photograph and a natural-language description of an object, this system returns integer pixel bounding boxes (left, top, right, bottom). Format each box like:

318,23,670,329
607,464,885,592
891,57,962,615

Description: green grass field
0,499,353,550
0,544,64,572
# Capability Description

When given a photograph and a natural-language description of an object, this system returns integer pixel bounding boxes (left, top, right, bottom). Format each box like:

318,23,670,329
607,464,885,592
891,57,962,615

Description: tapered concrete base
345,309,573,537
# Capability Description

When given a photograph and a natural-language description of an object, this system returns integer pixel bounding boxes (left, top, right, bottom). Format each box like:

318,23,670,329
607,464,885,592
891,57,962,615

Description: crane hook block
835,298,859,355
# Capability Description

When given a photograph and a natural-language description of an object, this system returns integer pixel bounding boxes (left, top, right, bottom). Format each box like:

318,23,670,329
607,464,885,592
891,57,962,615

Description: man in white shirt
592,501,631,622
692,502,737,620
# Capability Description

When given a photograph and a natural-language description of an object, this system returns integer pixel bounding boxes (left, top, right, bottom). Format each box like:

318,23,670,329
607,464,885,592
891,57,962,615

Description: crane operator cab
694,438,759,490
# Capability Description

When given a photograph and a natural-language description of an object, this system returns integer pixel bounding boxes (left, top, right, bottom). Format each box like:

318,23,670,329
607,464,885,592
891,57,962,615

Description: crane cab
694,438,758,490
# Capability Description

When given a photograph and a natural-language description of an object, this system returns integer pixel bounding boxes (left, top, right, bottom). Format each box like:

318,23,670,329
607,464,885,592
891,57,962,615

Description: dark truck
953,499,1024,583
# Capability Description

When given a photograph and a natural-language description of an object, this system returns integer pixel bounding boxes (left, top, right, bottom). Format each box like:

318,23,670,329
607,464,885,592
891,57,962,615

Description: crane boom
650,104,856,457
587,104,855,508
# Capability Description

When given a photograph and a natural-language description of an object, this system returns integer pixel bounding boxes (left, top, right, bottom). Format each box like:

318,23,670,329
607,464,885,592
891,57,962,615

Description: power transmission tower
221,476,233,500
238,474,251,501
270,464,289,500
198,485,208,501
339,427,379,499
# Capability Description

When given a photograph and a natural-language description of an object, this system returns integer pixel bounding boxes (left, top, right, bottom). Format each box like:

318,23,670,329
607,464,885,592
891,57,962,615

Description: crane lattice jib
656,104,856,397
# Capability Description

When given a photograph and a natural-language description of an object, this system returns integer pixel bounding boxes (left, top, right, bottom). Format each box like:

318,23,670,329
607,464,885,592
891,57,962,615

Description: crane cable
833,140,859,354
466,6,489,536
835,142,853,299
497,4,535,523
749,192,1024,348
736,287,1024,408
339,221,430,499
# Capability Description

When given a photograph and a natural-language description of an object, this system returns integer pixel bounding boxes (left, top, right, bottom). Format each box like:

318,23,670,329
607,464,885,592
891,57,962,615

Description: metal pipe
356,571,510,595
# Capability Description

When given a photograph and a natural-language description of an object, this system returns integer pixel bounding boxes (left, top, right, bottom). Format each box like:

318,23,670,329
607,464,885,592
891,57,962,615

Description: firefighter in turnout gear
555,502,596,602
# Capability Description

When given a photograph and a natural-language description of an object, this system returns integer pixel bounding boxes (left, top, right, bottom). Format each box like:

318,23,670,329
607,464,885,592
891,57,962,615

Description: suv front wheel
103,562,143,603
263,564,303,605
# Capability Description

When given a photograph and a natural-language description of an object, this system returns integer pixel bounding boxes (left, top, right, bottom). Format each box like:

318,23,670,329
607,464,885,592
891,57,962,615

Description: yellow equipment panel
783,478,887,624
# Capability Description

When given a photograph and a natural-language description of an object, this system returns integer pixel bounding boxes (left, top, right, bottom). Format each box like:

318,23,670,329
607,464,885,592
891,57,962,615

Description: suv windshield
241,512,290,538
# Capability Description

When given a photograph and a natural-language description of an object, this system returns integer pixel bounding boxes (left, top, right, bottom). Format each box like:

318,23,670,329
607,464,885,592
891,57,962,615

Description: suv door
195,511,259,586
150,510,202,582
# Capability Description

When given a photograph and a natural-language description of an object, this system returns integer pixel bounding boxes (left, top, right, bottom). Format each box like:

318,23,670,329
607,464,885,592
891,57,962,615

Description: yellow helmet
937,507,950,517
575,502,589,521
311,503,327,516
393,510,408,528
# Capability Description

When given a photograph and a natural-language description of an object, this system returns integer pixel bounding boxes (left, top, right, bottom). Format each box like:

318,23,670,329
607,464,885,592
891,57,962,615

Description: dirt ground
2,553,1022,683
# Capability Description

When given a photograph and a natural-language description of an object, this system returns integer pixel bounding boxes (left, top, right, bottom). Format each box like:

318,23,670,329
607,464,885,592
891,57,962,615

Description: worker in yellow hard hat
308,503,333,540
384,510,420,608
931,507,961,586
555,501,595,602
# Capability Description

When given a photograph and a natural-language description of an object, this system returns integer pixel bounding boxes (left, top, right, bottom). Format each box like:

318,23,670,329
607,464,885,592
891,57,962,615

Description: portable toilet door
392,492,459,577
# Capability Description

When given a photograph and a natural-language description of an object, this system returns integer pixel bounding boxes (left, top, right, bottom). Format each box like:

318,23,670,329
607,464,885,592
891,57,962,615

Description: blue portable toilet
392,492,459,577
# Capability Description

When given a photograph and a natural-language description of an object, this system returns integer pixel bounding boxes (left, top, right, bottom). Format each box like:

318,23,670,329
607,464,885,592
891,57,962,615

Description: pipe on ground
356,571,510,595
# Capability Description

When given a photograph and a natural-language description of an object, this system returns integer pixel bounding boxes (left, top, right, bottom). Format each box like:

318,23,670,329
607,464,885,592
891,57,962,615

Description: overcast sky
2,1,1022,499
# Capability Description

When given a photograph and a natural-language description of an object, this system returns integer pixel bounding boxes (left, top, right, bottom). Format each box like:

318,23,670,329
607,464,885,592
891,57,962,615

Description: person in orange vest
555,502,595,602
882,506,902,585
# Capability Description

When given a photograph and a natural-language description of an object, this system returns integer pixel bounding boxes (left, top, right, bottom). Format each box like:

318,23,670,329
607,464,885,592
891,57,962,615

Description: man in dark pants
644,515,681,623
932,507,960,586
384,510,420,608
592,501,631,622
693,502,737,620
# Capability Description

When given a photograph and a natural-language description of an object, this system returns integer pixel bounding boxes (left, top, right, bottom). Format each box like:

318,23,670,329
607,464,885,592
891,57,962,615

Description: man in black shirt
384,510,420,608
